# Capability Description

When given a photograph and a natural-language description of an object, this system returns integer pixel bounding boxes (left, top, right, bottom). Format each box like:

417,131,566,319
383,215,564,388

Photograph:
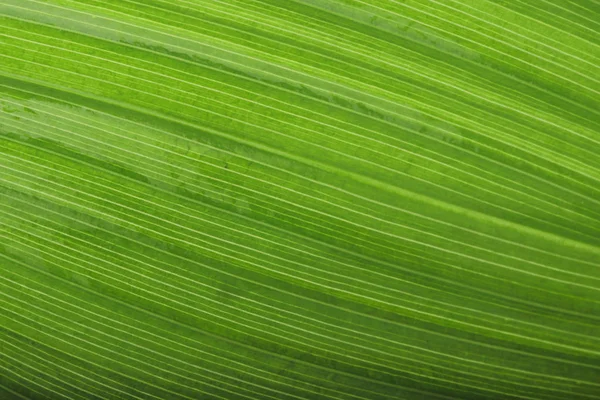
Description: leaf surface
1,1,600,399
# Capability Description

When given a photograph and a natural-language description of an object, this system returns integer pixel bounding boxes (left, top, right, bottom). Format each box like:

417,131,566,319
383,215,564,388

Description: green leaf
1,1,599,399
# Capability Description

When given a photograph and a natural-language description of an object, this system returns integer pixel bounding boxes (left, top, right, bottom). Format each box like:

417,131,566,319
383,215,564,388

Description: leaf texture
1,1,599,399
